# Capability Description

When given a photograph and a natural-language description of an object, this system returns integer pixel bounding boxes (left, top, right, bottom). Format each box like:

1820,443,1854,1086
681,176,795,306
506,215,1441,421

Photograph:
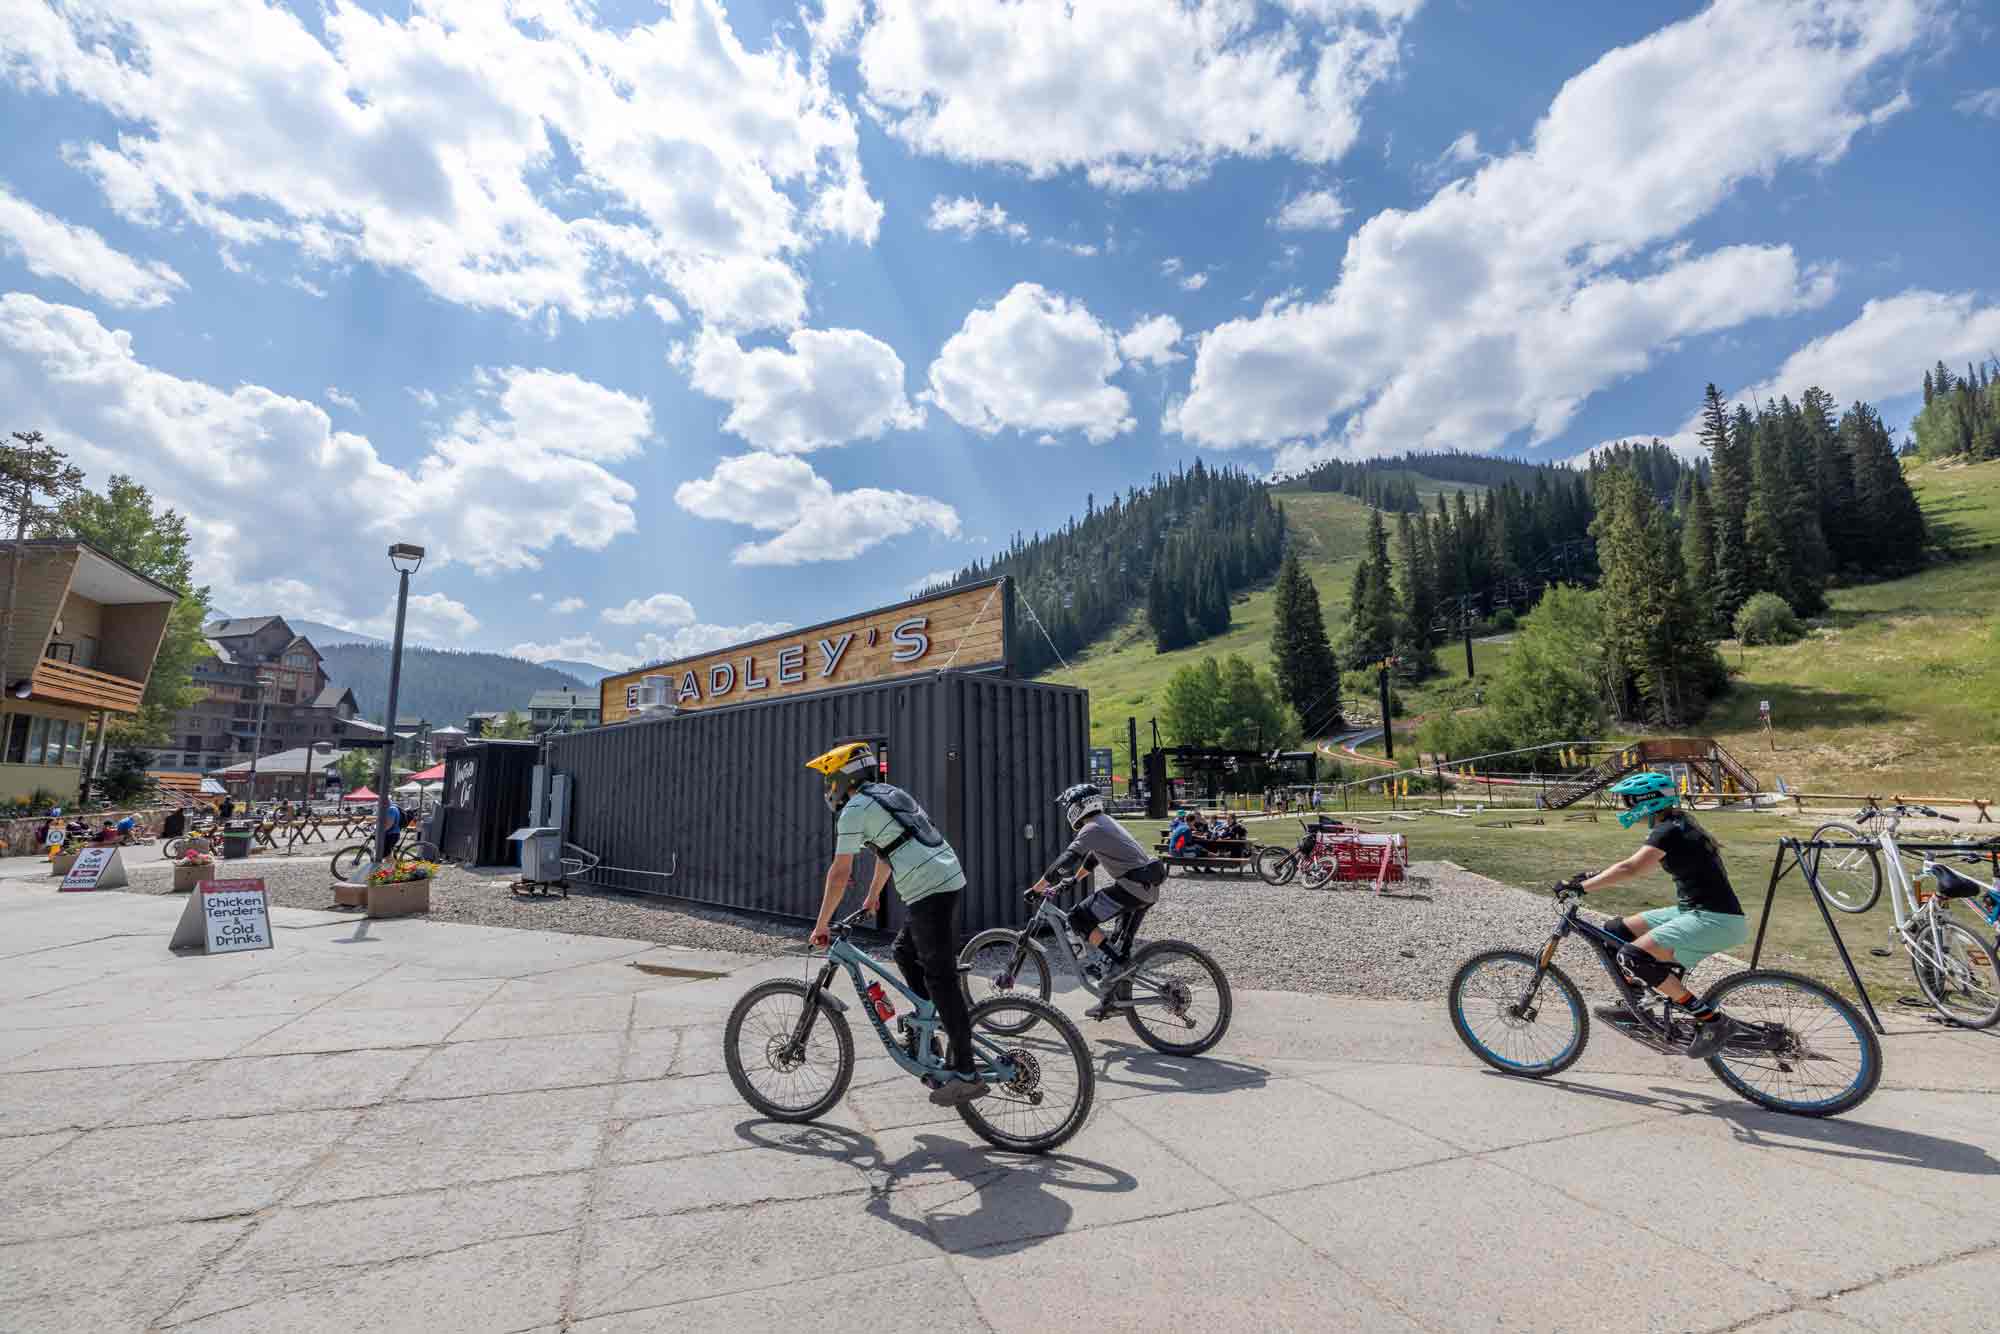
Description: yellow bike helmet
806,742,878,813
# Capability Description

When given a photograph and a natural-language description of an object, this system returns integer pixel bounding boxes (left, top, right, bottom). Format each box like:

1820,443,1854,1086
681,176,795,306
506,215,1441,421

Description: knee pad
1617,943,1685,989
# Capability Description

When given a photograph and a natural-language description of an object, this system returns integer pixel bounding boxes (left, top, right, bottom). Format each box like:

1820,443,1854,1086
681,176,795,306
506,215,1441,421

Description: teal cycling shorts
1640,906,1749,970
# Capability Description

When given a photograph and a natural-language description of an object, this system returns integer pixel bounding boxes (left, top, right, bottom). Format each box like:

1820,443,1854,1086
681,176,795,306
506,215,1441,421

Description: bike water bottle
865,981,895,1022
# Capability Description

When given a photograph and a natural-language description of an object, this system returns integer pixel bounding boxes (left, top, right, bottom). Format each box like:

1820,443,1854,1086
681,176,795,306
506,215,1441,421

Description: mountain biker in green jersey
1561,771,1749,1059
805,741,987,1106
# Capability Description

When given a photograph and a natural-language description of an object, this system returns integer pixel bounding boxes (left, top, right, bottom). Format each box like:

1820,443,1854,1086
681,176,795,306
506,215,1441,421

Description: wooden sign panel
169,879,274,954
61,845,129,892
599,578,1011,724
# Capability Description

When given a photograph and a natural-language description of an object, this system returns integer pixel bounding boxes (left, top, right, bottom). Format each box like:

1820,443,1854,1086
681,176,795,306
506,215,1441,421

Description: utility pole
373,544,425,868
1378,657,1395,763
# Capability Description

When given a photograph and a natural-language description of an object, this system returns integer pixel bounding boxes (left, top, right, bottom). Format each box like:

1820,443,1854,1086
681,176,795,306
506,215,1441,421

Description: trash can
221,827,253,860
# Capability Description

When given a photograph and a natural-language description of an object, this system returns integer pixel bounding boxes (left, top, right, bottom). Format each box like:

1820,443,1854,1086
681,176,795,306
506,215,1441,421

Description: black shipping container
544,670,1087,934
440,739,540,867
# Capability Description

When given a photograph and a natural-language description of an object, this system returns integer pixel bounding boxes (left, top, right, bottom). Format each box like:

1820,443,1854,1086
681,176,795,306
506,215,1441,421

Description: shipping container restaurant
544,578,1090,933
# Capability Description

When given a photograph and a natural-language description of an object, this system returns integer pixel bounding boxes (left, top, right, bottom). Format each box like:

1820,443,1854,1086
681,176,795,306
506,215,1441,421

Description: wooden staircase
1537,739,1761,811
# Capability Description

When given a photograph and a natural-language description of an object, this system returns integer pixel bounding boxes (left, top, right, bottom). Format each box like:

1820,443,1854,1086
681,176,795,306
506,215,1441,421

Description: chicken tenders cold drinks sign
599,578,1013,723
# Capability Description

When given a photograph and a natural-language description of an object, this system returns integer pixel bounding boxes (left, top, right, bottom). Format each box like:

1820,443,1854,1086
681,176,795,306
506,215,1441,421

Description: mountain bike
1448,886,1881,1117
724,905,1095,1154
330,825,441,882
958,882,1232,1056
1802,805,2000,1027
1255,818,1350,887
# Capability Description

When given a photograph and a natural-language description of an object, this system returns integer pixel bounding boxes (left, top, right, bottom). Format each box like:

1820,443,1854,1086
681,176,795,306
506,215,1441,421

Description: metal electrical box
507,827,564,882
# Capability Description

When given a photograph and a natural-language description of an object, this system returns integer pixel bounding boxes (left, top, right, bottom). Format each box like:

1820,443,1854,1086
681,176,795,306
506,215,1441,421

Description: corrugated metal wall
544,671,1086,934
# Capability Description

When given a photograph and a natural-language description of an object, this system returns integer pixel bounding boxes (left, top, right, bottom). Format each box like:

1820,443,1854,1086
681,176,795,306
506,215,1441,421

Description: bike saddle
1932,865,1985,900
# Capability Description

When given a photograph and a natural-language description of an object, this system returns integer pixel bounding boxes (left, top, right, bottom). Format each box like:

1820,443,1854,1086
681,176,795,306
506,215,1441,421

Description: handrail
31,658,145,711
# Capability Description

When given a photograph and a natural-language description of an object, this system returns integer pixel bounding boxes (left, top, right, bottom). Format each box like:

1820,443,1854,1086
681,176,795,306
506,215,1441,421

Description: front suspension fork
783,961,839,1060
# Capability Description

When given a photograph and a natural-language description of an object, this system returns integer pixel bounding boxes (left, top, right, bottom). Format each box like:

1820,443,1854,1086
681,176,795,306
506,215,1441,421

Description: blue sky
2,0,1996,671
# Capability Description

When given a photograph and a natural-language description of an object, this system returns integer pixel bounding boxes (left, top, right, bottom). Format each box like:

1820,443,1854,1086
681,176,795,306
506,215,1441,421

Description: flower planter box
50,850,79,877
172,863,212,893
366,877,431,918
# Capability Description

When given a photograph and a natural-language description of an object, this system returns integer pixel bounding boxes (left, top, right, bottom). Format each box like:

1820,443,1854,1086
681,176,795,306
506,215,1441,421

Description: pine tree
1591,466,1722,725
1680,479,1717,632
1842,401,1926,572
1700,386,1752,625
1394,509,1435,658
1269,551,1341,738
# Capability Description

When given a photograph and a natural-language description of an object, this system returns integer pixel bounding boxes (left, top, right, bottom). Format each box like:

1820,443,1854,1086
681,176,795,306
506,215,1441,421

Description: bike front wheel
723,979,855,1122
958,995,1094,1153
1805,822,1881,913
1255,846,1298,885
1911,919,2000,1029
1119,939,1232,1056
329,843,372,883
1701,969,1881,1117
959,928,1053,1035
1300,853,1338,889
1447,949,1588,1078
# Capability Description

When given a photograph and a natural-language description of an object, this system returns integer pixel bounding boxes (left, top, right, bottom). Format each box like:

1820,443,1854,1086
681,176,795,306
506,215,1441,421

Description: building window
63,721,83,766
183,752,202,766
185,735,203,750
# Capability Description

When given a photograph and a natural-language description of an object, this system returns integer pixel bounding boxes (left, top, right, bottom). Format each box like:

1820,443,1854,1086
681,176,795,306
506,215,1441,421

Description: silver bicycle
1806,805,2000,1027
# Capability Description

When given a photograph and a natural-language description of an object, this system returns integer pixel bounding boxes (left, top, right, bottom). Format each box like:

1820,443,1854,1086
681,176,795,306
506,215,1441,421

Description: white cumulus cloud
551,596,586,614
1119,315,1186,368
855,0,1414,189
0,293,649,621
926,283,1134,444
2,0,877,331
675,452,960,566
357,592,480,643
925,196,1028,241
602,593,698,627
681,327,924,454
1172,0,1926,468
0,183,186,308
1274,187,1351,231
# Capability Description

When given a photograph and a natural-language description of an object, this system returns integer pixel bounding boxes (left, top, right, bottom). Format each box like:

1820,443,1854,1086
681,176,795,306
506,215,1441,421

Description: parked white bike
1805,804,2000,1028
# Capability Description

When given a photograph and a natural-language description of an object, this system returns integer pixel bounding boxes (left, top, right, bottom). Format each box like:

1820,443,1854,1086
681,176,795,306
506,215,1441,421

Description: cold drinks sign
169,879,274,955
598,578,1013,724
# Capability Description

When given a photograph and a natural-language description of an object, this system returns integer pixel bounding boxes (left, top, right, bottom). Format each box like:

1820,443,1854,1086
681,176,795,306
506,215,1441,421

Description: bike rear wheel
329,843,372,883
1120,939,1232,1056
401,840,441,864
1255,847,1298,885
1805,822,1881,914
957,996,1094,1153
959,928,1053,1035
1910,919,2000,1029
1300,852,1337,889
723,979,855,1122
1701,969,1880,1117
1447,949,1588,1078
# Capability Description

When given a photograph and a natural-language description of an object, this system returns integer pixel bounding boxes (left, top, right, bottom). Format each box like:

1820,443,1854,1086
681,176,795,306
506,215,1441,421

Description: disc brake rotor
1002,1047,1042,1097
764,1034,805,1073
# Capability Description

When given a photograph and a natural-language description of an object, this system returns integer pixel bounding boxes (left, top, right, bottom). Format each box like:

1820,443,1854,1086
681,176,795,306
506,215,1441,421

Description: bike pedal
1869,948,1894,958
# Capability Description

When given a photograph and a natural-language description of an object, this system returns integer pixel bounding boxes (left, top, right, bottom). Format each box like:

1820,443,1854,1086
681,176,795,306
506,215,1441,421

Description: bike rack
1751,838,1888,1036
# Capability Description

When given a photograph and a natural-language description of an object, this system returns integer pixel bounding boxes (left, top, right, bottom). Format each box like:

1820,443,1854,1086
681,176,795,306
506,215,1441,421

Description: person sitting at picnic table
1167,812,1203,858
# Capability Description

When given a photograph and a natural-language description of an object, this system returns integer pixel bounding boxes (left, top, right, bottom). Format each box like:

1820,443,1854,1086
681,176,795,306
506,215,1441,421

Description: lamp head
10,679,31,699
388,542,426,573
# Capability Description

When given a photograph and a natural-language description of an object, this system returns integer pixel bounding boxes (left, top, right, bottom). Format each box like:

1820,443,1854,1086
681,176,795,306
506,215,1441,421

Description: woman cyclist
1564,771,1748,1058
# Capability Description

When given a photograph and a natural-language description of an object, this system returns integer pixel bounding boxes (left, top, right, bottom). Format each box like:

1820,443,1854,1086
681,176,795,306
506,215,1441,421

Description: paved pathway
3,880,1997,1332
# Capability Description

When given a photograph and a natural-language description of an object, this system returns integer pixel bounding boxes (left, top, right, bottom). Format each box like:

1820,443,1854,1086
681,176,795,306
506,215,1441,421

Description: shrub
1734,592,1804,646
1492,608,1517,632
1342,667,1403,717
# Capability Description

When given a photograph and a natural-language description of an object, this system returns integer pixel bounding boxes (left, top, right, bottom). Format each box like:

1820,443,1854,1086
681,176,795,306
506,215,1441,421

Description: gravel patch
121,849,1743,1000
1134,859,1747,1001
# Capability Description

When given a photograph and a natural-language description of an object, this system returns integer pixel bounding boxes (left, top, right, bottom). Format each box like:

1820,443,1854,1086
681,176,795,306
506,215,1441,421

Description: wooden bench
1153,841,1256,875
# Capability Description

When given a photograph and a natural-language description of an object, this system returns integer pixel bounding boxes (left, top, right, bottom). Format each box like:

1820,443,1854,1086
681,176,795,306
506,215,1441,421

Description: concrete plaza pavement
3,878,1999,1333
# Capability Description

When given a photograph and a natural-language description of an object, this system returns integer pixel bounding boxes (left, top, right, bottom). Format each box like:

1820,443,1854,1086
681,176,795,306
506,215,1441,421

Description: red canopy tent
410,763,447,782
342,786,379,803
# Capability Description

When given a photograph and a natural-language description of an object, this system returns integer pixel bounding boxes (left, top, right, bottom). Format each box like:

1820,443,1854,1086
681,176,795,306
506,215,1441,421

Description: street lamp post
373,544,424,868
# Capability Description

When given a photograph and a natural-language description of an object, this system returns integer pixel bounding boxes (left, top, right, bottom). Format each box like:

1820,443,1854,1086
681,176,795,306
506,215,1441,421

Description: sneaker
1080,947,1110,982
927,1076,990,1106
1685,1013,1737,1060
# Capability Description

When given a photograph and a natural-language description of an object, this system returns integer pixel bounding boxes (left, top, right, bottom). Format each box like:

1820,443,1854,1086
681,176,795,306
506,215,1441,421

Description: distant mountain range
318,642,590,726
543,659,616,684
288,618,384,648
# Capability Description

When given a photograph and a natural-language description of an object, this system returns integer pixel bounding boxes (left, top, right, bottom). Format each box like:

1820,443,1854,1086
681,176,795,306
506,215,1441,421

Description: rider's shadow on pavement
1533,1074,2000,1178
1091,1040,1271,1099
735,1119,1136,1256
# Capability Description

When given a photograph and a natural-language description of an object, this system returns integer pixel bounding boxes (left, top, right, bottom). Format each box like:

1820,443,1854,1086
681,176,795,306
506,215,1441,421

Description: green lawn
1698,458,2000,798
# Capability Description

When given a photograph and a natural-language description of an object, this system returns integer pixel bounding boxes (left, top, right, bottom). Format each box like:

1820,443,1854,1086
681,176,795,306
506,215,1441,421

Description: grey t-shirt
1049,815,1163,902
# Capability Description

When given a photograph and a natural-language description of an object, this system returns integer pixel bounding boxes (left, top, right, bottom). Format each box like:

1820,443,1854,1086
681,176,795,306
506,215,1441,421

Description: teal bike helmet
1608,770,1679,828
